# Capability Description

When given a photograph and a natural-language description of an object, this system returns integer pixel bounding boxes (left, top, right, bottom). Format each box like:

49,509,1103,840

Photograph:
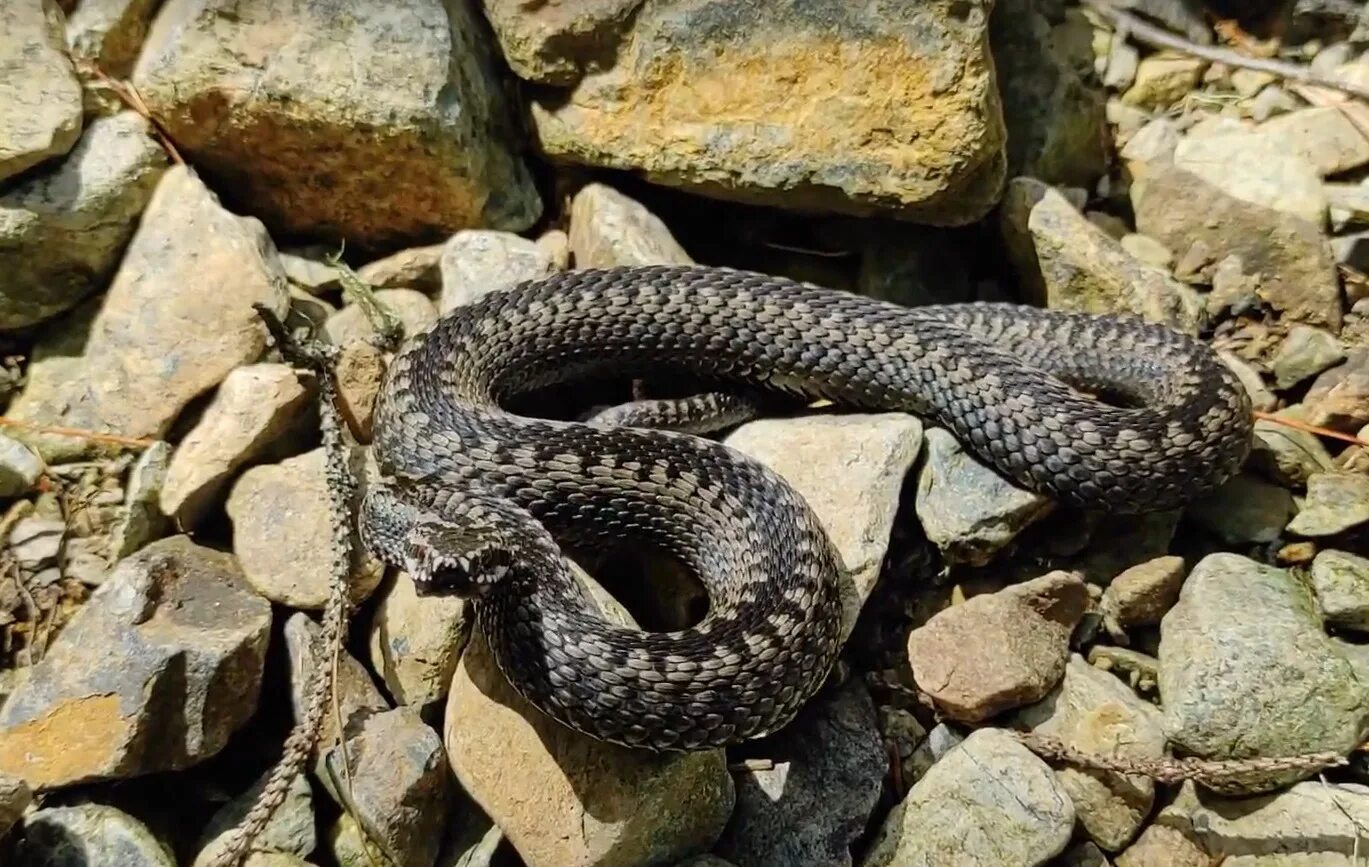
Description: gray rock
284,613,389,769
278,248,343,294
1119,234,1174,269
64,0,162,77
1001,178,1202,333
990,1,1108,188
908,571,1088,723
15,804,175,867
531,2,1007,225
1100,555,1186,637
568,183,693,269
1271,325,1346,389
132,0,540,246
904,722,966,783
5,166,292,463
444,627,734,867
0,0,82,183
1014,655,1166,852
334,340,386,443
320,707,452,867
915,426,1054,566
1259,105,1369,177
1120,53,1204,110
439,230,557,313
1183,472,1294,544
356,243,445,293
110,439,171,560
714,679,885,867
480,0,640,85
1115,822,1209,867
1248,407,1337,487
323,289,436,346
1132,164,1342,330
0,111,169,329
195,767,316,866
367,570,471,717
1304,348,1369,433
1286,471,1369,537
161,363,314,529
0,536,272,789
1311,549,1369,631
1173,126,1326,226
226,446,384,609
861,728,1074,867
0,433,44,497
725,413,924,642
0,773,32,839
1119,117,1180,167
1159,552,1369,792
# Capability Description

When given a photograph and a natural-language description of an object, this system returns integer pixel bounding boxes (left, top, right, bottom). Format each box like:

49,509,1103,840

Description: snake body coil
359,264,1252,751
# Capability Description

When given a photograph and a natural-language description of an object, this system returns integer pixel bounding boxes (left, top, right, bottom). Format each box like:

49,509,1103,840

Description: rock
1119,234,1174,269
284,612,389,761
0,0,82,182
161,363,314,528
0,536,272,789
0,773,32,839
568,183,694,269
856,226,975,307
1119,117,1180,169
1088,646,1160,699
714,679,885,867
724,413,924,642
1100,555,1185,636
14,804,175,866
1132,164,1342,329
132,0,540,246
990,1,1108,187
111,439,171,560
479,0,640,85
1217,351,1277,413
334,341,386,442
908,571,1088,723
1115,823,1209,867
323,289,436,346
367,570,472,716
6,166,292,463
1311,549,1369,632
1000,178,1201,333
0,111,169,330
1120,52,1205,110
356,242,445,293
1249,406,1337,487
319,707,451,867
278,249,342,294
1172,126,1327,226
1304,348,1369,433
1230,68,1277,98
914,426,1054,567
860,728,1074,867
1014,655,1166,852
1159,552,1369,792
444,627,734,867
531,2,1007,225
1162,779,1369,863
64,0,162,77
1247,85,1299,121
1258,105,1369,177
1286,471,1369,537
0,434,44,497
1271,325,1346,389
439,229,557,312
194,767,316,867
226,447,384,609
1183,472,1294,544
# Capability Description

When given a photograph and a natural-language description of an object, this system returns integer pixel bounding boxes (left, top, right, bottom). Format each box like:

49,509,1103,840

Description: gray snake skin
359,264,1253,751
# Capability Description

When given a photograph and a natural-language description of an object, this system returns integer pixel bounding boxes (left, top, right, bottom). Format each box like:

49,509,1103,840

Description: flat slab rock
529,0,1007,225
860,727,1075,867
908,570,1088,723
0,536,272,789
131,0,540,246
1159,552,1369,792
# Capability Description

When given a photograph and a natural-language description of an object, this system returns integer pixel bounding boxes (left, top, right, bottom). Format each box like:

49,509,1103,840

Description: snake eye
403,531,512,600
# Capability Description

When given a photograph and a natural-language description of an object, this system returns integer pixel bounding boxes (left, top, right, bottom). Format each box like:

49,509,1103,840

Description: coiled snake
359,264,1253,751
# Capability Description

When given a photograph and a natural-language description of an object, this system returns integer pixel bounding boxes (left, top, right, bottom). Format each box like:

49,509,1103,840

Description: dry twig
1086,0,1369,102
0,417,157,450
1253,410,1368,447
71,58,185,166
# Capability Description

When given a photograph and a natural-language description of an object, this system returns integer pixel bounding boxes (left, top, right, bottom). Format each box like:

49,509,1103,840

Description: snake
358,263,1253,752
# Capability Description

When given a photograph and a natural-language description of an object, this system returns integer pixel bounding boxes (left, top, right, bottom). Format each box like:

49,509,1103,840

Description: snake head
401,522,512,599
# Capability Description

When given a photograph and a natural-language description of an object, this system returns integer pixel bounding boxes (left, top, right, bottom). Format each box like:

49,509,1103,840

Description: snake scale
359,264,1253,751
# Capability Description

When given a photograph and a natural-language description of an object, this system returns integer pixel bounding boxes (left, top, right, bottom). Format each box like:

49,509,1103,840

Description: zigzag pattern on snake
358,264,1253,751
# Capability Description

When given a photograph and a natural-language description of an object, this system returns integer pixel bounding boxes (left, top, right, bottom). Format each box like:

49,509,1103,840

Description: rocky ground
2,0,1369,865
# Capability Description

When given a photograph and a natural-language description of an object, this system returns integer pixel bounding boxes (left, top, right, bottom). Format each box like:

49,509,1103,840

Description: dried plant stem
1253,410,1368,447
1085,0,1369,103
0,417,157,449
